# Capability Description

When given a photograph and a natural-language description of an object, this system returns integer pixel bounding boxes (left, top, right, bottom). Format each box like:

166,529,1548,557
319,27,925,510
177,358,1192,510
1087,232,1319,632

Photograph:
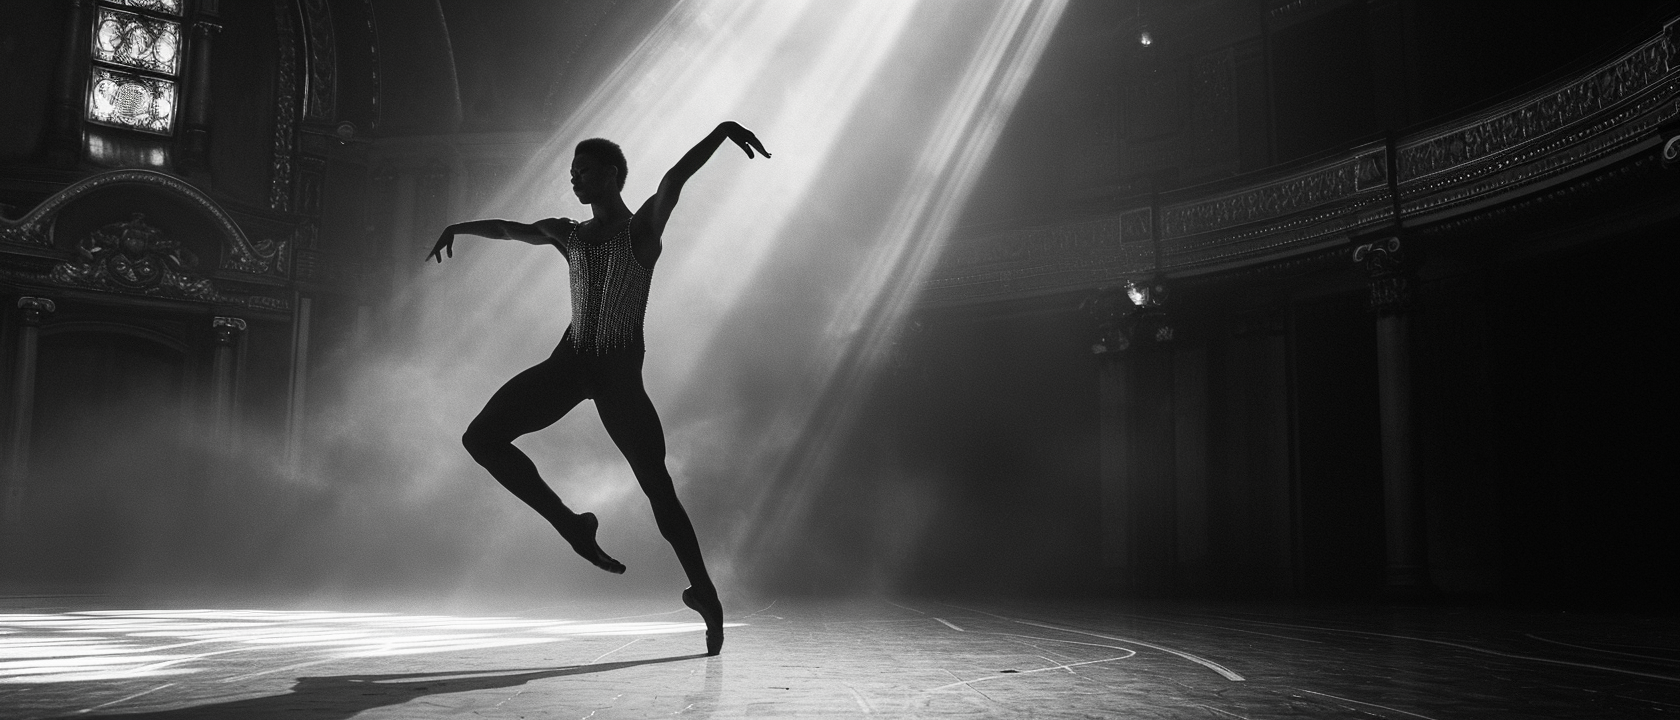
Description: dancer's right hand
427,227,455,263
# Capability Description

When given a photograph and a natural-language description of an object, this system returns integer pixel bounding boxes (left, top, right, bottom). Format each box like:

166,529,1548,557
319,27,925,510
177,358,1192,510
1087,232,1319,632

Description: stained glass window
108,0,183,16
85,0,184,135
87,67,176,133
94,8,181,74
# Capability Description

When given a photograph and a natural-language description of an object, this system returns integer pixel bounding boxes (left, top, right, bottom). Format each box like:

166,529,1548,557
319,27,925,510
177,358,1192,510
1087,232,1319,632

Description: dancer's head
572,138,627,203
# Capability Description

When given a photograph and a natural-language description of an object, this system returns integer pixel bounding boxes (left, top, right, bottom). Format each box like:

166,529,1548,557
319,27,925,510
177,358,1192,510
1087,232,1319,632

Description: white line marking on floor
925,655,1135,693
1195,703,1256,720
845,683,873,713
75,682,173,714
1525,633,1680,664
219,657,339,683
1290,687,1441,720
942,604,1245,681
1218,615,1680,683
882,599,926,615
589,638,642,664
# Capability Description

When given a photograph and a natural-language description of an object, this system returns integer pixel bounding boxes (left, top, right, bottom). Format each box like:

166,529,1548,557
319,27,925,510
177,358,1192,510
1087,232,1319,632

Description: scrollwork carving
1161,149,1386,238
300,0,338,121
1352,236,1411,314
271,0,299,212
212,316,248,346
1119,207,1151,244
17,297,56,325
1399,36,1671,181
51,214,217,300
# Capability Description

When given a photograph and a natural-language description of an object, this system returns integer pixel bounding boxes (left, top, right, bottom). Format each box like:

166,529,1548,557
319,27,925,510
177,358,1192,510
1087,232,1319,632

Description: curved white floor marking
925,654,1137,693
74,681,174,714
1525,633,1680,664
1216,615,1680,684
1124,613,1326,644
1195,703,1256,720
882,599,926,615
941,604,1245,681
1289,687,1442,720
588,638,643,664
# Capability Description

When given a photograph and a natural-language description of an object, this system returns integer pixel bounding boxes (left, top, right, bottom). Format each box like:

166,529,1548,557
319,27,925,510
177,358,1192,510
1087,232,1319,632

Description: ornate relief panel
0,171,294,313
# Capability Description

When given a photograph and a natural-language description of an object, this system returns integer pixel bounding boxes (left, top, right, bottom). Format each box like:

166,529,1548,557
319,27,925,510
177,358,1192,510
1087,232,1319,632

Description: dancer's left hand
720,121,771,159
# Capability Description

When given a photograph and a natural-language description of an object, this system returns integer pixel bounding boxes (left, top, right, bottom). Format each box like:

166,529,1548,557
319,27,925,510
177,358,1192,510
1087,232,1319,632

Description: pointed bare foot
562,512,625,574
682,586,723,655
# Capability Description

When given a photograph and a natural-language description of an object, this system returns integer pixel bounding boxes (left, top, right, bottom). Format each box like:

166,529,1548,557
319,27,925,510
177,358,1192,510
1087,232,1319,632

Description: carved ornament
1352,236,1411,314
17,297,57,325
212,315,248,346
271,0,300,212
1161,148,1386,239
300,0,338,122
1398,36,1672,182
50,213,217,300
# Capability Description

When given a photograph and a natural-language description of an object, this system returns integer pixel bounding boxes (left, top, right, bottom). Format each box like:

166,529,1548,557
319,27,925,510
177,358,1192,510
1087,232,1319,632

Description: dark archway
25,326,197,587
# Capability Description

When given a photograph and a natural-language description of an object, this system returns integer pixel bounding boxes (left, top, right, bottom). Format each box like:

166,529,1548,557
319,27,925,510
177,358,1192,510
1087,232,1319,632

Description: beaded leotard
558,216,652,354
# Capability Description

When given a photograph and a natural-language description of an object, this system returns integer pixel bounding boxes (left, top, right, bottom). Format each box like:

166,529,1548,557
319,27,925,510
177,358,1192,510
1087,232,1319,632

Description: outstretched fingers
427,233,455,263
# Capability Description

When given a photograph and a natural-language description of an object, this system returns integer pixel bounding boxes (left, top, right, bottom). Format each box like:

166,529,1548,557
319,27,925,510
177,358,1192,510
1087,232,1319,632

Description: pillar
284,297,312,474
1098,351,1131,571
1354,236,1430,596
3,297,56,529
1172,344,1210,589
180,3,223,170
210,316,246,445
45,0,93,167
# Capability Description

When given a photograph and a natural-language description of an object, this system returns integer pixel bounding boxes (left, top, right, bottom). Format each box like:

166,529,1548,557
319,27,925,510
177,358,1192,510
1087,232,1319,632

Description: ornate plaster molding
924,18,1680,308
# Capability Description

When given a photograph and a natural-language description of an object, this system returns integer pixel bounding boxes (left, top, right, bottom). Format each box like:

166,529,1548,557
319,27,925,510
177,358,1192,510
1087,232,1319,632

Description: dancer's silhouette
428,121,770,655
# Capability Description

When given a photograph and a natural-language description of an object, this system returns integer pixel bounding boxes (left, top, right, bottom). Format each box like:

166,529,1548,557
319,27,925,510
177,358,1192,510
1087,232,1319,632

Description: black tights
460,334,715,595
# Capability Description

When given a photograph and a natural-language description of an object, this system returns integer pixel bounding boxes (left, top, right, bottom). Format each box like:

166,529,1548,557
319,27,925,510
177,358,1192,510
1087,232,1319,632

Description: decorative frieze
300,0,338,122
923,19,1680,308
1161,147,1386,239
1397,34,1672,182
270,0,299,212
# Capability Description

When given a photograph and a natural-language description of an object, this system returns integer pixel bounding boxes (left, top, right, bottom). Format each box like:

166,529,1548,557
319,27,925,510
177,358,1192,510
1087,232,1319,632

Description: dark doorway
26,330,194,585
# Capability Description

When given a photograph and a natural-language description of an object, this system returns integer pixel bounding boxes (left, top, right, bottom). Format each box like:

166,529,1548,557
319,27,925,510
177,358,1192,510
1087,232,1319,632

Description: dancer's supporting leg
462,354,626,574
595,363,723,654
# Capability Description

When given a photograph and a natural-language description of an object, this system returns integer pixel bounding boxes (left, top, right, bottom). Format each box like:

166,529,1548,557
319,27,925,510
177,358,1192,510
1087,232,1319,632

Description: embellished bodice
558,217,652,354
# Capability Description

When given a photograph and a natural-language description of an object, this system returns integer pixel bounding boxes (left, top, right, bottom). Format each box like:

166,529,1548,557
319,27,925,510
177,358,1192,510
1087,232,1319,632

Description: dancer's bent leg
462,355,625,574
595,363,722,652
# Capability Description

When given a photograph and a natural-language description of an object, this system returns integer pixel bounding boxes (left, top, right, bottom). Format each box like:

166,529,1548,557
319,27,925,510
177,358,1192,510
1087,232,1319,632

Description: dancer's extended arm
636,122,770,240
427,218,573,262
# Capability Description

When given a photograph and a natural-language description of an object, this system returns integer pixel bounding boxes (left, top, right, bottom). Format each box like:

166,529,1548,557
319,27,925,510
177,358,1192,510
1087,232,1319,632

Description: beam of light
304,0,1066,599
0,609,735,683
724,0,1069,574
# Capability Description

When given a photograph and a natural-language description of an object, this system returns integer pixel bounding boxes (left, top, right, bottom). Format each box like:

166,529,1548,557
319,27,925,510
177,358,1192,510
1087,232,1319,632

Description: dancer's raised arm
427,218,574,262
636,122,769,240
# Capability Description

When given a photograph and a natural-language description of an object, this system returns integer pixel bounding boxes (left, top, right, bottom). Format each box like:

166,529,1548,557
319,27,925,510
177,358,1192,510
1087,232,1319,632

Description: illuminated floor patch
0,609,737,683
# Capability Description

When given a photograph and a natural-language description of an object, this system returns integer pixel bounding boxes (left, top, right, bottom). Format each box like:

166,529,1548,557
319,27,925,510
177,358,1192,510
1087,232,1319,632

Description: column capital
17,297,56,325
212,315,247,346
1353,236,1413,314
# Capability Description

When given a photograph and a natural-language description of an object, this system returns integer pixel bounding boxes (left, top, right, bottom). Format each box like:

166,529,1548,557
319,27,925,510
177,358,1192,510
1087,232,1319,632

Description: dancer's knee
461,422,504,458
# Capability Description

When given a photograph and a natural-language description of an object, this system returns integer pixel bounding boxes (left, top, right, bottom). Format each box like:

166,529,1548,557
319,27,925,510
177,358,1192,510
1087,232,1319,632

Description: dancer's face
570,154,618,204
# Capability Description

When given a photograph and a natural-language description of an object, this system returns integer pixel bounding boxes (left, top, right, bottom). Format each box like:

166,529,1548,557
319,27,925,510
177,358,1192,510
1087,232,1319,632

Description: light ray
317,0,1068,595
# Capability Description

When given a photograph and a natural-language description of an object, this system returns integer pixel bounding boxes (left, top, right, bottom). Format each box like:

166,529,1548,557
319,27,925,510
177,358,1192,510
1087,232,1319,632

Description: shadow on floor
69,654,711,719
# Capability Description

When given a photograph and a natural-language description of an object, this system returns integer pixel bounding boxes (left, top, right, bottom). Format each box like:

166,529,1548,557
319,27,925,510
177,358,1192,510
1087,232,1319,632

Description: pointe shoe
565,512,626,574
682,587,723,655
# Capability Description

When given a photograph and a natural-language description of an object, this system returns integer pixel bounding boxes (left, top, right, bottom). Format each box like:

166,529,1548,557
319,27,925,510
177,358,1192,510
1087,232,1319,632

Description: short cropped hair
575,138,628,190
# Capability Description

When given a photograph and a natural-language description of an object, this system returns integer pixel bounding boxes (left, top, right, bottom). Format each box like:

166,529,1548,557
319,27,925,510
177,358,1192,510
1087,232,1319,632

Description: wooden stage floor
1,595,1675,718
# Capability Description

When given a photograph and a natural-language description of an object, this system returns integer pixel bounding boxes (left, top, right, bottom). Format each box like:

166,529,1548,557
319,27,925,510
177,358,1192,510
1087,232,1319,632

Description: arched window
86,0,186,135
